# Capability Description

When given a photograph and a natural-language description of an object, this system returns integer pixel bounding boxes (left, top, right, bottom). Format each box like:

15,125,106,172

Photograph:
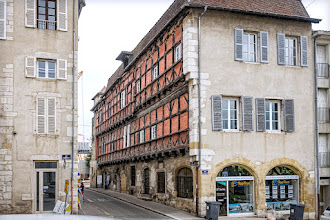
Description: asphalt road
81,189,171,220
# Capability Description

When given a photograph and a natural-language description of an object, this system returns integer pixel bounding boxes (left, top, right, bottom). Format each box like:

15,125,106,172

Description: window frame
136,79,141,93
284,37,297,66
121,90,126,109
265,100,281,132
242,32,257,62
221,98,239,131
37,0,57,30
157,172,165,193
37,97,56,135
151,125,157,140
37,59,56,79
152,65,158,80
174,43,182,62
131,166,136,186
177,168,193,198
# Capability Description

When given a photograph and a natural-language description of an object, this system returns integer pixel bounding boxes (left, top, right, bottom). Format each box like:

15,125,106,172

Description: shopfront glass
266,166,299,211
216,165,254,216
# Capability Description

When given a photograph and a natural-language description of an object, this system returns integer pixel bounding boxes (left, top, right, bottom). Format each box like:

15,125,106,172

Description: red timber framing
94,18,188,166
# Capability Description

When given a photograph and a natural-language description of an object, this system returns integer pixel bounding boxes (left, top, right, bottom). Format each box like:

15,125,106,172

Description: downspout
196,6,207,217
314,35,320,220
71,0,76,212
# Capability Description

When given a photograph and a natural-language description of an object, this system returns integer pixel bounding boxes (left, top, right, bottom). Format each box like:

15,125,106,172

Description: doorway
35,161,57,212
144,168,150,194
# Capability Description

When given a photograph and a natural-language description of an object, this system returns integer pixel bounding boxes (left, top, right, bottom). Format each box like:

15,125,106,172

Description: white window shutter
284,99,295,132
256,98,266,131
58,0,67,31
300,36,308,67
0,0,6,40
37,98,46,134
57,59,67,80
25,56,36,78
242,96,253,131
234,28,243,61
260,31,269,63
25,0,35,28
123,126,126,148
47,98,56,134
211,95,222,131
277,33,286,65
127,124,130,147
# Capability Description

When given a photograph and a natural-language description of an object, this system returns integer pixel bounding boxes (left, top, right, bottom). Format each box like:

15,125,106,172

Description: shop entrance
216,165,254,216
35,161,57,213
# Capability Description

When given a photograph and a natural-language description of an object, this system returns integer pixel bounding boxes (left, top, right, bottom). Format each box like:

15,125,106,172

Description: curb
86,188,181,220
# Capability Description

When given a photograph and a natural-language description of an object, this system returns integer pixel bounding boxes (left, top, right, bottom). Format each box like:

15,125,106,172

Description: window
123,126,127,148
108,102,111,118
131,166,136,186
177,168,193,198
38,60,56,79
174,43,182,62
152,65,158,80
285,38,297,66
265,101,280,131
127,124,130,147
121,90,125,109
136,80,141,93
157,172,165,193
151,125,157,140
37,97,56,134
222,98,238,130
243,33,256,62
140,130,145,143
37,0,57,30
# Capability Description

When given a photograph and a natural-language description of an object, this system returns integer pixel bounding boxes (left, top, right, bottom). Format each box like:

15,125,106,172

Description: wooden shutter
277,33,286,65
234,28,243,61
260,31,269,63
37,98,46,134
127,124,130,147
0,0,6,40
25,56,36,77
242,96,253,131
25,0,35,28
256,98,266,131
57,59,67,80
58,0,67,31
47,98,56,134
300,36,308,67
211,95,222,131
284,99,295,132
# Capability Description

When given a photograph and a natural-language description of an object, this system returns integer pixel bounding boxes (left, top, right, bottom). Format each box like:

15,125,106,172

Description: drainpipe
314,35,320,220
71,0,76,213
196,6,207,217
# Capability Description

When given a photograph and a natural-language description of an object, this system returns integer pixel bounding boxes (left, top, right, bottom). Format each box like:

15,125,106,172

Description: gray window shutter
25,56,36,78
37,98,46,134
256,98,265,131
57,0,67,31
25,0,35,28
57,59,67,80
0,0,6,40
211,95,222,131
242,96,253,131
260,31,269,63
300,36,308,67
277,33,286,65
284,99,295,132
234,28,243,61
47,98,56,134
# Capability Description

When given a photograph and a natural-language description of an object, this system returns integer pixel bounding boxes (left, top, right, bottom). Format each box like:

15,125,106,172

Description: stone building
91,0,320,218
0,0,85,214
314,30,330,212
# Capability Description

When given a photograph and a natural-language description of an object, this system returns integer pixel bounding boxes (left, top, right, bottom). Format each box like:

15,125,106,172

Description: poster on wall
288,185,293,190
280,185,285,190
288,194,293,198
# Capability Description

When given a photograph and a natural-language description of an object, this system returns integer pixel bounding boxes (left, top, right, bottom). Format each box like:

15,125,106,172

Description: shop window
266,166,299,211
177,168,193,198
216,165,254,215
157,172,165,193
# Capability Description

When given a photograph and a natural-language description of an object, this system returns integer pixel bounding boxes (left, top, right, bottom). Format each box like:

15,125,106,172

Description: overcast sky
77,0,329,141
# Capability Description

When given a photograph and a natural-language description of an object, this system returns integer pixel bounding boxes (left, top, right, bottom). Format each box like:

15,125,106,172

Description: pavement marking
87,199,94,203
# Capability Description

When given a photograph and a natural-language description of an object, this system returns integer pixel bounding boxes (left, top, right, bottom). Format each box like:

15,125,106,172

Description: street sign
64,180,69,194
202,170,208,175
222,172,228,177
190,161,195,166
62,154,71,160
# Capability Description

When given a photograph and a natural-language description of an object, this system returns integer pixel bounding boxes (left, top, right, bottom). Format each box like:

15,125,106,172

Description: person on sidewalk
80,181,85,201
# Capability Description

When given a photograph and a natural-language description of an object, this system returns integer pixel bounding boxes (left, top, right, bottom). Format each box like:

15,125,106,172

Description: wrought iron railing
317,63,329,78
320,152,330,168
318,107,330,123
37,19,56,30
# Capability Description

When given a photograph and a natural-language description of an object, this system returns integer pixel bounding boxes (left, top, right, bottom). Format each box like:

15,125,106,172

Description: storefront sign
216,176,254,181
272,179,290,185
266,175,298,180
232,181,251,187
202,170,208,175
64,180,69,194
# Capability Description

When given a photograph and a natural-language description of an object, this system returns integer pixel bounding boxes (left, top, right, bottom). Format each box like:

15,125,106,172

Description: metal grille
144,168,150,194
177,168,193,198
131,166,136,186
157,172,165,193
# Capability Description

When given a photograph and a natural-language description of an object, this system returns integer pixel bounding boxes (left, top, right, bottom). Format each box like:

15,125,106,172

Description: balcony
317,63,329,78
320,152,330,168
37,19,56,30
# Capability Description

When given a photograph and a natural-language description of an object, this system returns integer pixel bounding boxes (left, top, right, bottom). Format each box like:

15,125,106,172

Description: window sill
265,130,282,134
222,129,240,133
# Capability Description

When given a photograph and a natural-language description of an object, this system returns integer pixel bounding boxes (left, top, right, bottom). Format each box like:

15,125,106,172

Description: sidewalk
85,187,263,220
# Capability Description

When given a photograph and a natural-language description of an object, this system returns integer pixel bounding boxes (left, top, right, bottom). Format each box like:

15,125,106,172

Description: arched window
177,168,193,198
266,166,299,211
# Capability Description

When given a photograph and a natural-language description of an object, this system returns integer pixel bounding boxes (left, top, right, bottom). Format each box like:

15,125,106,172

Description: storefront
216,165,254,216
265,166,299,211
